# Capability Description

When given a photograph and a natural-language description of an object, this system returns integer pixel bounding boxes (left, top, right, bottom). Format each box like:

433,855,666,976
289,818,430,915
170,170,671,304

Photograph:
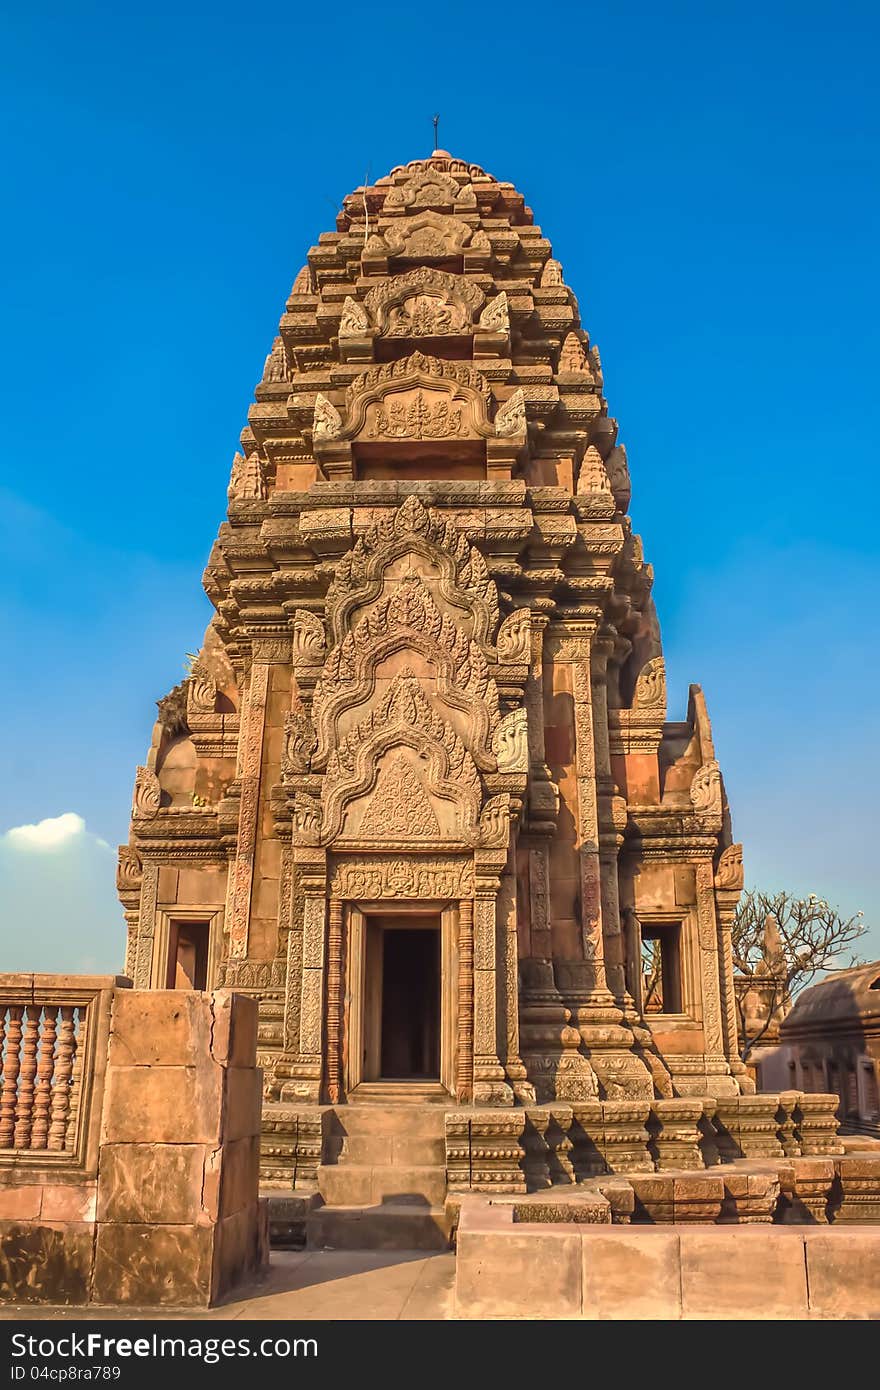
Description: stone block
219,1135,261,1219
456,1229,582,1318
101,1065,223,1144
108,991,214,1067
97,1143,208,1224
40,1184,97,1223
679,1229,808,1319
582,1228,682,1319
0,1221,94,1304
92,1223,214,1306
0,1185,42,1220
805,1229,880,1318
629,1174,674,1223
211,992,258,1068
212,1202,267,1301
223,1066,263,1140
672,1174,724,1222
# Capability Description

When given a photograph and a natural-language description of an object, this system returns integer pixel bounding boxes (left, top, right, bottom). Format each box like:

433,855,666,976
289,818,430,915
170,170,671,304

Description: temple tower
119,153,752,1195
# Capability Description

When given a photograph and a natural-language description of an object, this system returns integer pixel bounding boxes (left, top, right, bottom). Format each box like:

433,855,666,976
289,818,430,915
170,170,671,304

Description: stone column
714,881,754,1094
591,640,627,1000
456,898,474,1103
225,661,270,960
287,855,327,1103
325,897,345,1103
694,860,738,1096
498,850,534,1103
133,862,159,989
472,875,513,1105
568,645,609,993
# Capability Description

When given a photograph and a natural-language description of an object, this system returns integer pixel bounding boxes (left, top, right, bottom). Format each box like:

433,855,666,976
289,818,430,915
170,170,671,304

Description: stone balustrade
0,976,267,1306
0,975,121,1173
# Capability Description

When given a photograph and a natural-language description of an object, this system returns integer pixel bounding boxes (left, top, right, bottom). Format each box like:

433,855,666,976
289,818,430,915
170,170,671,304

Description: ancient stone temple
118,151,781,1227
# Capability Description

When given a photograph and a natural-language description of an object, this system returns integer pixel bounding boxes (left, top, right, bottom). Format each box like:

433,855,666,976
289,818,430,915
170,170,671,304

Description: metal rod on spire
432,114,440,152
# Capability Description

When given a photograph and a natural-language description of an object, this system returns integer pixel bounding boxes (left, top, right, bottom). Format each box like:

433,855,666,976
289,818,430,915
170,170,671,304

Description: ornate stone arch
312,579,500,771
321,674,482,846
326,494,500,647
364,267,485,338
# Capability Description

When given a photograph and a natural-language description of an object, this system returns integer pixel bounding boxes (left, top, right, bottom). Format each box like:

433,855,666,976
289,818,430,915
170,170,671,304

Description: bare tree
732,890,867,1062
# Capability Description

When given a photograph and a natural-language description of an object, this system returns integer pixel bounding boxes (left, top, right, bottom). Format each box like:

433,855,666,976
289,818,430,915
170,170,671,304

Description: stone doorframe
344,900,459,1097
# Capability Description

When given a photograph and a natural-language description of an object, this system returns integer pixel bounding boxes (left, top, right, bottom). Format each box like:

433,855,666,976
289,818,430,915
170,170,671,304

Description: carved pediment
364,267,484,338
327,494,499,648
321,672,482,846
313,577,500,770
384,169,476,211
378,212,475,261
340,351,493,443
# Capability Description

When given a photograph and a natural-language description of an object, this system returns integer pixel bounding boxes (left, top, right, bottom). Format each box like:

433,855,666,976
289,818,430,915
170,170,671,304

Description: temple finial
432,113,440,153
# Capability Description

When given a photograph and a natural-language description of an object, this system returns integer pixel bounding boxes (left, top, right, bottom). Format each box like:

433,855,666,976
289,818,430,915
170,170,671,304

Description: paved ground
0,1251,457,1321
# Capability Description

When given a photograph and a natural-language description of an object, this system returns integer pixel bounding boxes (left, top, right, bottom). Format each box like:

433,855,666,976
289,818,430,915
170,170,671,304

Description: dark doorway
380,926,440,1079
166,921,209,990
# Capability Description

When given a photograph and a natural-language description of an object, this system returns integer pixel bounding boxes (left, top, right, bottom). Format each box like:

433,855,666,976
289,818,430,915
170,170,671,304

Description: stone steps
348,1082,450,1106
311,1099,452,1247
329,1133,446,1165
318,1162,448,1207
307,1201,452,1252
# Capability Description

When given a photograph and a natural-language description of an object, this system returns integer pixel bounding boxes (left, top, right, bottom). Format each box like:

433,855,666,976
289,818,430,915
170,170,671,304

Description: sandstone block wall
0,984,267,1306
455,1197,880,1319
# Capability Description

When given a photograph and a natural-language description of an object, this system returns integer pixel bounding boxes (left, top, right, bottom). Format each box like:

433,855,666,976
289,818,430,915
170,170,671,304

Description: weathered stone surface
92,1223,214,1306
101,1064,223,1144
456,1228,582,1318
582,1228,682,1319
108,991,214,1067
805,1228,880,1318
0,1222,94,1305
97,1143,208,1224
679,1229,808,1319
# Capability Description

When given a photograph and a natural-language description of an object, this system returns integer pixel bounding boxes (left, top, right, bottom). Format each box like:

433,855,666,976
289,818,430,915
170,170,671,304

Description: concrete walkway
0,1251,457,1321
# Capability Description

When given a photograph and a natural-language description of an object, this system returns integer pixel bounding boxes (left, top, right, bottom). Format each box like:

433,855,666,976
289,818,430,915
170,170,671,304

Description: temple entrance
364,916,441,1081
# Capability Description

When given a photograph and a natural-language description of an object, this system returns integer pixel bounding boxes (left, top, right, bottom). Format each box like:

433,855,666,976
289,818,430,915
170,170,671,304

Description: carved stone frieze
329,856,475,900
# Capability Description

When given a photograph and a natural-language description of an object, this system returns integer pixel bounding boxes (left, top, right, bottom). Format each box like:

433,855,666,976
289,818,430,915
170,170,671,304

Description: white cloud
3,812,110,852
0,812,122,972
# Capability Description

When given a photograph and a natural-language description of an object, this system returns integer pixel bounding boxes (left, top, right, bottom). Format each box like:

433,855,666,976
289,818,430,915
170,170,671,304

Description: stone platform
263,1094,880,1250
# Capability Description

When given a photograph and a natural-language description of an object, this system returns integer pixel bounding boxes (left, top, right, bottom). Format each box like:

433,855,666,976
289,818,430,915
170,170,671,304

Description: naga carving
634,657,666,710
715,842,744,891
132,766,161,819
690,759,723,818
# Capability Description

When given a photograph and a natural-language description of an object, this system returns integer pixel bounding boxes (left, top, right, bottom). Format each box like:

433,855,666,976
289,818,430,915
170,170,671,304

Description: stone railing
0,975,123,1174
0,978,267,1307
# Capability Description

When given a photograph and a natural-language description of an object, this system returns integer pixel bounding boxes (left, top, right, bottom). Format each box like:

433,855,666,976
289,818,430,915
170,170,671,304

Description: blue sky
1,1,878,971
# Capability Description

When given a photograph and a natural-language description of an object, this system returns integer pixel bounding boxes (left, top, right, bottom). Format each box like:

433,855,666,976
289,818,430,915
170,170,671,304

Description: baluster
48,1005,77,1152
13,1006,41,1148
65,1029,83,1153
0,1006,23,1147
0,1009,7,1093
31,1005,57,1150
